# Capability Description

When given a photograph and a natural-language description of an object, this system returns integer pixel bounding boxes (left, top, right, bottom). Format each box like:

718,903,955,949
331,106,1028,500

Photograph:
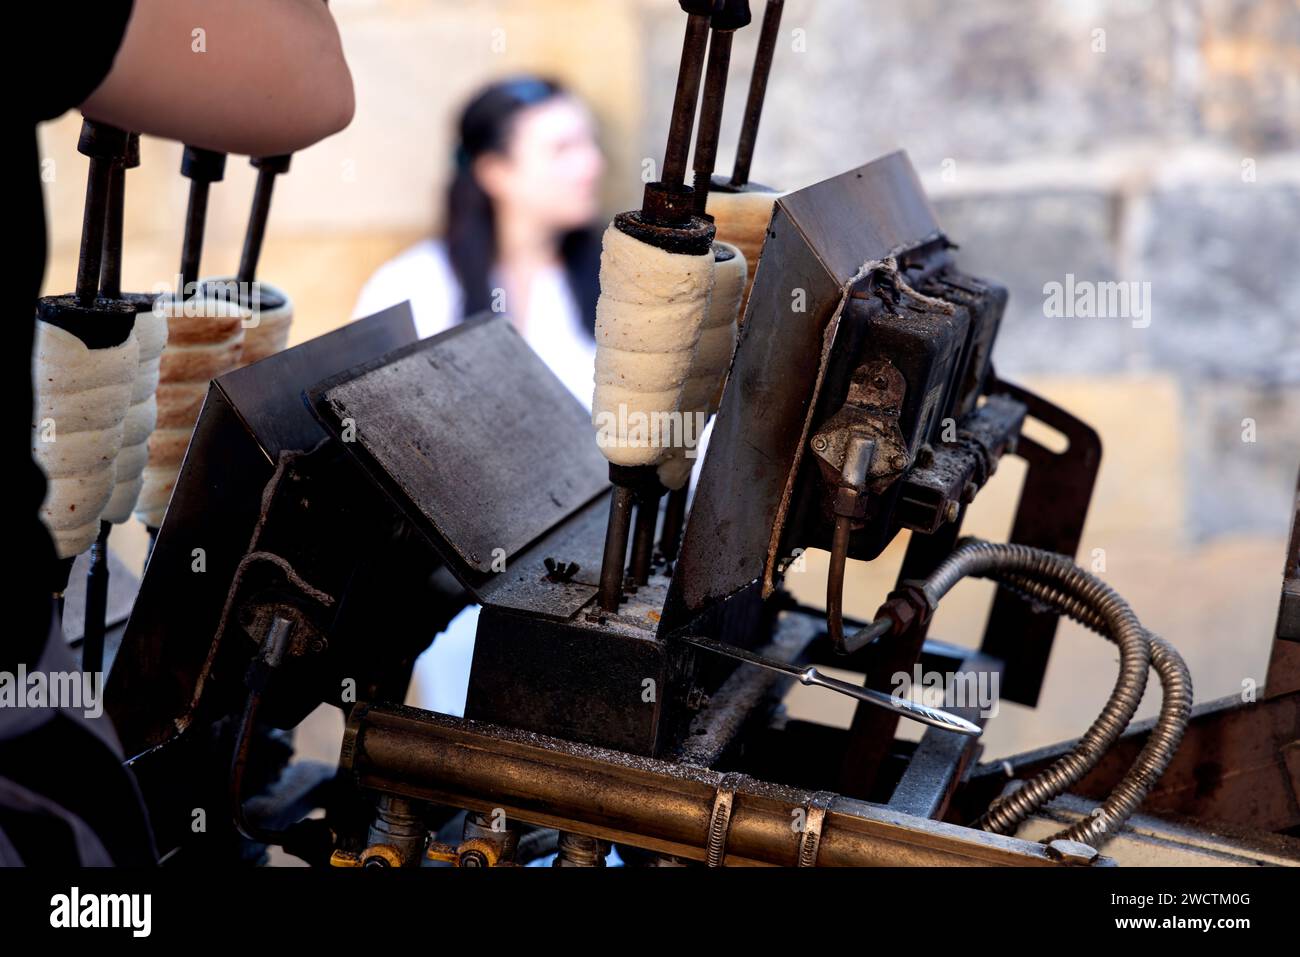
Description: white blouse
352,239,598,718
351,238,597,408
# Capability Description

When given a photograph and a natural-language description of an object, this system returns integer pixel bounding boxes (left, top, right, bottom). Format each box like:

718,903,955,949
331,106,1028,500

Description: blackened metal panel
219,303,417,462
467,604,689,756
106,305,418,755
660,152,943,636
309,315,608,577
473,495,606,620
778,150,940,283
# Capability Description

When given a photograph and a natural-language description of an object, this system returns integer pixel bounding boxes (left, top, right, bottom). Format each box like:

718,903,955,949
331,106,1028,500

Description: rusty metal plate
310,315,608,576
474,494,607,620
661,151,943,636
109,303,419,754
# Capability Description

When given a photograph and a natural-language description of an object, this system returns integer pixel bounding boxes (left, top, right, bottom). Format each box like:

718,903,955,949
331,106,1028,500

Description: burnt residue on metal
895,393,1026,535
661,152,943,637
475,495,607,620
672,611,819,768
467,570,689,756
309,315,609,578
341,701,1080,867
107,305,420,755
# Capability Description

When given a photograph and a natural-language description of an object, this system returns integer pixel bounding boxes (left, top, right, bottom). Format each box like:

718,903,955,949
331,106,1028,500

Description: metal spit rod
730,0,784,188
237,154,292,289
657,1,753,564
691,1,751,216
178,146,227,295
596,0,721,613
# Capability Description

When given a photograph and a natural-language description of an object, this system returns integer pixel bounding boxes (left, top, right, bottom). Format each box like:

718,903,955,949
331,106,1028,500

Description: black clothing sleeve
17,0,135,672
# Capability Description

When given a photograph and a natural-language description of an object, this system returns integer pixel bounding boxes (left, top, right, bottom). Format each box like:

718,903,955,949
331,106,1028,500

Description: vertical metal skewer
692,2,749,216
659,8,715,196
628,486,663,587
596,1,720,614
74,124,119,306
597,485,637,613
44,121,135,640
146,146,226,552
178,146,227,297
660,0,752,564
237,154,292,291
729,0,784,189
82,132,141,688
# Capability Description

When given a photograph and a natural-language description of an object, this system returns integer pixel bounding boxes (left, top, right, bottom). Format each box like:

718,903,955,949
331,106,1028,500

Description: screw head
812,436,828,452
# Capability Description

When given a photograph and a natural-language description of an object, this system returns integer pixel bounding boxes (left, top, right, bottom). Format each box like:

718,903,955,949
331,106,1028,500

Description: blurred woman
352,76,606,404
354,77,606,718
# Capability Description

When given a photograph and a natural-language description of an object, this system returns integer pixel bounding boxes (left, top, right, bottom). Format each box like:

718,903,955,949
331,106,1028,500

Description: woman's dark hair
445,76,601,335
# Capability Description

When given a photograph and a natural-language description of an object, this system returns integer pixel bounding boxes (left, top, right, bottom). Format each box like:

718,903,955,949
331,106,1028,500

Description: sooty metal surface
310,315,609,579
661,152,943,637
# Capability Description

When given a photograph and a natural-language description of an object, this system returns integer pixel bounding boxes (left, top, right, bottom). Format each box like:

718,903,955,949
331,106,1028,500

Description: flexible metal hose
987,572,1192,846
920,541,1152,837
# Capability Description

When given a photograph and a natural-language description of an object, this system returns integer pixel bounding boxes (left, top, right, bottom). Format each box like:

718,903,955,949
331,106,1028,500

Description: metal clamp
797,791,835,866
706,772,746,866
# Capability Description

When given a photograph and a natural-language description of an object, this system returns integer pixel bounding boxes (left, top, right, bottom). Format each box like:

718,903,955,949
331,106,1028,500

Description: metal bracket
810,358,911,506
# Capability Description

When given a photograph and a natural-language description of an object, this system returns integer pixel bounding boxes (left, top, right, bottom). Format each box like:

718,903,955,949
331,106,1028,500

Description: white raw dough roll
705,188,785,317
592,224,714,467
593,346,695,394
656,243,748,490
31,322,139,558
103,308,168,523
135,296,247,527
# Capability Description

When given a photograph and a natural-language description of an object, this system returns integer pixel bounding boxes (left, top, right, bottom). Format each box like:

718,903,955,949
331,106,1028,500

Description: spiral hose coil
915,539,1191,848
987,572,1192,846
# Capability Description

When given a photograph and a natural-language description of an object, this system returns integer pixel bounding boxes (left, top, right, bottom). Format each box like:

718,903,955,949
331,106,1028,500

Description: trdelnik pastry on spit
705,187,785,319
135,294,249,528
591,224,716,467
31,308,140,559
202,277,293,368
100,304,168,524
655,241,747,491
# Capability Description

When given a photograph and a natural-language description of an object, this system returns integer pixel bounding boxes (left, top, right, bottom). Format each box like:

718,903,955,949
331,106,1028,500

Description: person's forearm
82,0,354,155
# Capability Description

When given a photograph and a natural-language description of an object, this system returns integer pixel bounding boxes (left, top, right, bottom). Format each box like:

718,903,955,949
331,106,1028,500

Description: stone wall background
36,0,1299,758
639,0,1300,541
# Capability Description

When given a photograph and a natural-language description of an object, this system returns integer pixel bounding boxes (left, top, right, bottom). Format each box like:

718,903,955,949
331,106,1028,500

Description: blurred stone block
1138,180,1300,385
1199,0,1300,152
933,189,1158,377
640,0,1201,187
1184,383,1300,539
